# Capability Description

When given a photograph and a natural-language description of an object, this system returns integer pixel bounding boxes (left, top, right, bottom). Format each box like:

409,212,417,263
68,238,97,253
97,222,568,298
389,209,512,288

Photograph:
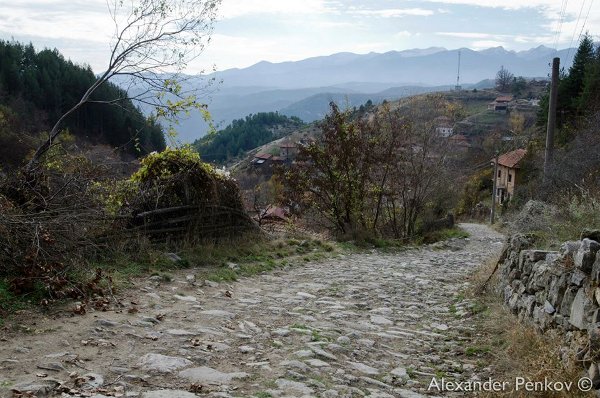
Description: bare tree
25,0,221,173
281,96,455,239
496,66,514,92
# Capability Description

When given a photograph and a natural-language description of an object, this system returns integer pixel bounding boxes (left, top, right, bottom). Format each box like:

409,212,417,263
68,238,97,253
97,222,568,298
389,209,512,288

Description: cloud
437,32,500,39
352,8,435,18
471,40,508,49
0,1,111,42
218,0,339,19
395,31,419,38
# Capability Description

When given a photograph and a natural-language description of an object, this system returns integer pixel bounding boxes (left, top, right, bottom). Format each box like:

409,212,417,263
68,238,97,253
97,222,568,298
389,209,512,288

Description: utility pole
490,151,499,224
544,57,560,180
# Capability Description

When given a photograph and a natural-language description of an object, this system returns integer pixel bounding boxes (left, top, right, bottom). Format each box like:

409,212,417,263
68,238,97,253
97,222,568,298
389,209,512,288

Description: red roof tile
495,96,513,102
496,148,527,168
254,153,272,160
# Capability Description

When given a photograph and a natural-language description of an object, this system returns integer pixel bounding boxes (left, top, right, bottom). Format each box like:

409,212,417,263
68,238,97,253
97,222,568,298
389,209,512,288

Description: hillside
193,112,304,164
0,41,166,169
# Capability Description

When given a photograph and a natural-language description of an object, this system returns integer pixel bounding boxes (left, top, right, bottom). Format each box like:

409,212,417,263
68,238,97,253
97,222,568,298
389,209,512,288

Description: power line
572,0,595,61
565,0,588,62
554,0,569,50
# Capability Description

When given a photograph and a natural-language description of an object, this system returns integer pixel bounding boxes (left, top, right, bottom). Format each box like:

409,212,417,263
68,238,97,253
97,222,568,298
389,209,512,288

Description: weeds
466,257,593,397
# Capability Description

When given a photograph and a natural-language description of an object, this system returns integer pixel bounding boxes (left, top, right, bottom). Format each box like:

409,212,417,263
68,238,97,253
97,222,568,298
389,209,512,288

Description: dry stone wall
498,230,600,387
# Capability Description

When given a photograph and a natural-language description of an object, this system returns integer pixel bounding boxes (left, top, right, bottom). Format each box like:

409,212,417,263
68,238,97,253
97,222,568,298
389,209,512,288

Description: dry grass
467,258,593,398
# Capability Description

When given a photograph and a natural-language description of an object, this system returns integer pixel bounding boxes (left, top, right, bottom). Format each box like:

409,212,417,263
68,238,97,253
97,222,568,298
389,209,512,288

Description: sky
0,0,598,73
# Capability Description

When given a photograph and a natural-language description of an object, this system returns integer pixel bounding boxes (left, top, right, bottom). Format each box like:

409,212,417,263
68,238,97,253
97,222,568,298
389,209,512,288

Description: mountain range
170,45,572,142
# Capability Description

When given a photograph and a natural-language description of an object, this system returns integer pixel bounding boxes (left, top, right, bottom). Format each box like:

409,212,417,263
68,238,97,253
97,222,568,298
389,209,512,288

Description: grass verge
464,257,593,398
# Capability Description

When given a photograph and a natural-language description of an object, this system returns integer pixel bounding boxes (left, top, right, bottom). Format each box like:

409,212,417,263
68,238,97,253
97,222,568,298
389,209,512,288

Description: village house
434,116,454,137
487,95,514,113
448,134,471,152
252,153,272,166
491,148,527,204
279,141,298,161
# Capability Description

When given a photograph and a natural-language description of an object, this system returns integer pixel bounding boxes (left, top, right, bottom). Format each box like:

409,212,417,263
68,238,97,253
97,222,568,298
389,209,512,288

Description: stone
592,253,600,282
305,358,331,367
390,367,409,379
560,241,582,259
570,269,587,287
204,280,219,288
560,288,577,317
164,253,182,262
185,274,196,284
82,373,104,390
281,360,310,372
297,292,317,299
348,361,380,375
227,262,240,271
276,379,314,395
12,379,61,396
37,362,65,372
136,354,192,373
574,239,600,272
543,301,556,315
95,319,120,328
142,391,199,398
570,288,592,330
337,336,351,345
273,328,290,337
166,329,196,336
589,364,600,389
178,366,248,385
199,310,236,318
238,345,255,353
431,323,449,331
370,315,393,325
310,346,338,361
173,295,197,302
294,350,314,358
581,229,600,243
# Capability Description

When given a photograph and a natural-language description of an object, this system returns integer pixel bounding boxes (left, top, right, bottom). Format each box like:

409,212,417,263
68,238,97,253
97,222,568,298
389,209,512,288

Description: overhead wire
565,0,588,62
553,0,569,51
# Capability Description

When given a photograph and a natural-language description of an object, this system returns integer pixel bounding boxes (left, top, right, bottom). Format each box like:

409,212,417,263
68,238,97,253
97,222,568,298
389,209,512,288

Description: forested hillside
0,40,165,168
193,112,304,163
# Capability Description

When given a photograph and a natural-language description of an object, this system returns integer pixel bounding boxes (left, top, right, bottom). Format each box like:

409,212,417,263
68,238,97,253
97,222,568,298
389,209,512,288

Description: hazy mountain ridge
170,45,572,142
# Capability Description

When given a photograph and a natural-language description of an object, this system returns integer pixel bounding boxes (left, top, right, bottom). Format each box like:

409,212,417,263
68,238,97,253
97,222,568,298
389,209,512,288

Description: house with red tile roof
491,148,527,204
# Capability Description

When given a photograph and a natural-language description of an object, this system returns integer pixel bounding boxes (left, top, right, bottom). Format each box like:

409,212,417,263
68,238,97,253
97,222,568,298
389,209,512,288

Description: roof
495,148,527,168
449,134,468,142
495,96,513,102
254,153,272,160
264,206,288,220
279,142,296,149
271,156,284,162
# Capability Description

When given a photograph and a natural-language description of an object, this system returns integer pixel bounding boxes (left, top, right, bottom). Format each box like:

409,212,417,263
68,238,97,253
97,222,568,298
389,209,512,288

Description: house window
508,173,512,182
498,170,501,178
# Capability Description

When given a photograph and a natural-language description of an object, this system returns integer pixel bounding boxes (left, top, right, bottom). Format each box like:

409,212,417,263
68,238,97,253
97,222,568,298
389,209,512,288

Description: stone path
0,223,504,398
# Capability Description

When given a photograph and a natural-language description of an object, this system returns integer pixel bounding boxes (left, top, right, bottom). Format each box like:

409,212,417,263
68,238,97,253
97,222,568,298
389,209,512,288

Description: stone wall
498,230,600,386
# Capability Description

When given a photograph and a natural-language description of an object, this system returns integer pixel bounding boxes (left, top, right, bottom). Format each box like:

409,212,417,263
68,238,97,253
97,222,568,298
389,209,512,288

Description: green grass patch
421,227,470,244
465,345,491,357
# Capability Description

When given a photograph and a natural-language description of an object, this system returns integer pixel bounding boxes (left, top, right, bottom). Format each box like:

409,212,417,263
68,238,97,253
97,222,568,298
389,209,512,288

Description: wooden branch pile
130,204,258,241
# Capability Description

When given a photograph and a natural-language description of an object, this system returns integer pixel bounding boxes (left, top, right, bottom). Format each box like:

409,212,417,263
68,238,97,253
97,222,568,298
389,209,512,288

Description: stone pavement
1,223,504,398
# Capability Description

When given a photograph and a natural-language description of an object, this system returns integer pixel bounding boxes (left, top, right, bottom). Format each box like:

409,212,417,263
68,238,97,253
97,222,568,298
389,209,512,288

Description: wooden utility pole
544,57,560,179
490,151,499,224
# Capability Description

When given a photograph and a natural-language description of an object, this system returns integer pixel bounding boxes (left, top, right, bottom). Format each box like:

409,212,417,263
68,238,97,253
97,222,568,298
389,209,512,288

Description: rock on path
0,223,504,397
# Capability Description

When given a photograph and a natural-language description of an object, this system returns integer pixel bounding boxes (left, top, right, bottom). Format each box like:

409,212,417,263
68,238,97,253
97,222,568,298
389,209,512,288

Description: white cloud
423,0,600,44
0,1,111,42
352,8,435,18
395,31,418,38
437,32,500,39
218,0,338,19
471,40,507,49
